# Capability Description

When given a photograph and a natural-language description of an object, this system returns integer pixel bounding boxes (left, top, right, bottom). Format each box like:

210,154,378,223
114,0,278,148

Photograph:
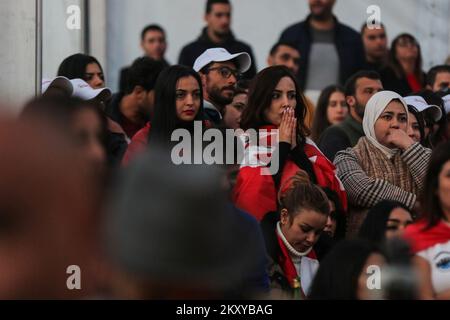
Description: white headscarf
362,91,409,159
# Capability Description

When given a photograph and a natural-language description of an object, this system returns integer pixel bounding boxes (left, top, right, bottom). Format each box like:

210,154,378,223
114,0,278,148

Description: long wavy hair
240,66,309,143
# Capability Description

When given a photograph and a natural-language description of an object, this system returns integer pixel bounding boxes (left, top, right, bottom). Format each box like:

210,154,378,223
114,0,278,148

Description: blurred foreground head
21,96,108,173
106,149,261,299
0,118,103,299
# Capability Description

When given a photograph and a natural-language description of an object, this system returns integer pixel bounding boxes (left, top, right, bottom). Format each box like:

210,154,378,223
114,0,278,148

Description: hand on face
278,107,297,148
385,127,415,151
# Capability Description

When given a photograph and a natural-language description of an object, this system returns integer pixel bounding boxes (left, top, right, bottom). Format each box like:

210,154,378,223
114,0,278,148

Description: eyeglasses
207,66,241,80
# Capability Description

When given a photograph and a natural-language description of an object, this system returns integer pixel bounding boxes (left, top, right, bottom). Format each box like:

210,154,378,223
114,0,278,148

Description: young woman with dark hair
310,85,348,142
58,53,105,89
57,54,130,167
381,33,426,96
260,171,330,299
404,141,450,299
359,200,413,245
233,66,347,221
308,239,386,300
122,65,206,165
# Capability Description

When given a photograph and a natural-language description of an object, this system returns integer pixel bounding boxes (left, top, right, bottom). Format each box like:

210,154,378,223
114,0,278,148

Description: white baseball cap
193,47,251,74
41,77,73,96
442,94,450,114
404,95,442,122
70,79,112,102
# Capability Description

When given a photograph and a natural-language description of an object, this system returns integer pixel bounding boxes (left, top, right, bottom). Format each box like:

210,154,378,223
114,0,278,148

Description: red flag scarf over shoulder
233,125,347,221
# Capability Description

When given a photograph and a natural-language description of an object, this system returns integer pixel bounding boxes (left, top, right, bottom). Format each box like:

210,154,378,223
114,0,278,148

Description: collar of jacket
261,212,282,263
204,99,223,119
198,27,236,45
341,114,364,134
303,14,342,39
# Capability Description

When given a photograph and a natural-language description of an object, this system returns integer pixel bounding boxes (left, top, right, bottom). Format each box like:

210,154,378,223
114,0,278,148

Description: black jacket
260,212,293,294
279,15,365,90
380,66,426,97
178,27,257,79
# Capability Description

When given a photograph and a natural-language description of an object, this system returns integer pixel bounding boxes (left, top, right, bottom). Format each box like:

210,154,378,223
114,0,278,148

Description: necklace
276,222,313,258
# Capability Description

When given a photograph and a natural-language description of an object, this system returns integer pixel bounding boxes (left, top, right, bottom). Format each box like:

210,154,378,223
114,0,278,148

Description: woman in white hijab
334,91,431,237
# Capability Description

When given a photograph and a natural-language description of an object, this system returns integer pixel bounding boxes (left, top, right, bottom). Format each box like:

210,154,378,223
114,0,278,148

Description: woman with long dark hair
233,66,347,221
310,85,348,142
381,33,426,96
122,65,205,164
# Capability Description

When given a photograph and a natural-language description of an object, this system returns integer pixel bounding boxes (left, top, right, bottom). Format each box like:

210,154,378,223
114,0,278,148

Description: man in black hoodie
178,0,256,79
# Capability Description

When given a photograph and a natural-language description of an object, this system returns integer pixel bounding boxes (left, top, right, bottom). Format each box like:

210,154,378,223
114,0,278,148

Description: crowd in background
1,0,450,300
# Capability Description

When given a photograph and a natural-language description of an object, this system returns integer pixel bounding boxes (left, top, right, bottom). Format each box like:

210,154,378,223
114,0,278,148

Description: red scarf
233,125,347,221
404,219,450,253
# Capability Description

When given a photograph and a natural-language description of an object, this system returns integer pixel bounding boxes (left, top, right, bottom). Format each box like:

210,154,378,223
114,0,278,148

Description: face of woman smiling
264,76,297,127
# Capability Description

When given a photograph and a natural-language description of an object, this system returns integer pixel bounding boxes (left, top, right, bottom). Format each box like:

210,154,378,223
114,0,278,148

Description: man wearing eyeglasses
194,48,251,126
178,0,257,80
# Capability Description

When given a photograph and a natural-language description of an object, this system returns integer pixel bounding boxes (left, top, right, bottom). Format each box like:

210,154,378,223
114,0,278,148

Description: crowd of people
1,0,450,300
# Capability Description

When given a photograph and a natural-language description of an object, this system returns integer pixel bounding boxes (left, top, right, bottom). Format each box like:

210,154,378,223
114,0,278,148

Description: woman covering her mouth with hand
334,91,431,237
233,66,347,221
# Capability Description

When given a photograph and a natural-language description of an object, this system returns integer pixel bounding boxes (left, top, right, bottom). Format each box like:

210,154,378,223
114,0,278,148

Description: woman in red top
380,33,426,96
233,66,347,221
404,141,450,299
122,65,205,165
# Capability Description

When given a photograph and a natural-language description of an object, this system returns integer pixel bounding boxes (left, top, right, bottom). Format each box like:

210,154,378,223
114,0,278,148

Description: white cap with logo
442,94,450,114
41,77,73,96
42,77,112,102
70,79,112,102
404,95,442,122
193,47,251,73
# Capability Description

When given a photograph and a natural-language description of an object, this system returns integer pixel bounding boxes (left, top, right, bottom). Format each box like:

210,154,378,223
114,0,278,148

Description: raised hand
386,128,415,151
279,107,296,145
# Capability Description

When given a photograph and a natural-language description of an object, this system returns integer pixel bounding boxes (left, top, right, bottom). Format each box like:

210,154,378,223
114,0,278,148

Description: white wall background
0,0,37,112
1,0,450,110
42,0,85,78
0,0,85,113
104,0,450,92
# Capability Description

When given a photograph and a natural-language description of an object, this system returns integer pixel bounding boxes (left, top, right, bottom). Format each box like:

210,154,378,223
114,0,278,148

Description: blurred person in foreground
0,118,105,299
21,96,109,180
105,148,269,299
